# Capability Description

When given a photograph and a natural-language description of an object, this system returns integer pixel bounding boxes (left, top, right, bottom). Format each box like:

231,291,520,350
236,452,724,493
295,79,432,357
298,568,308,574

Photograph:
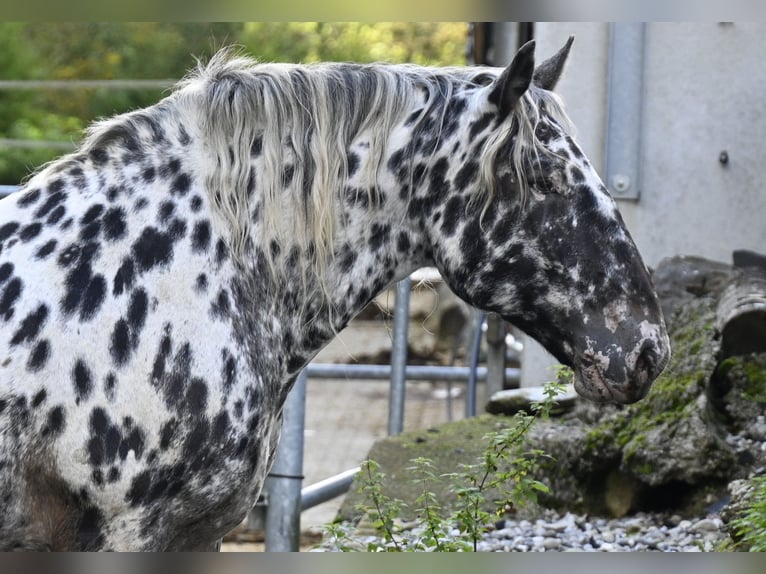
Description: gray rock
485,384,578,416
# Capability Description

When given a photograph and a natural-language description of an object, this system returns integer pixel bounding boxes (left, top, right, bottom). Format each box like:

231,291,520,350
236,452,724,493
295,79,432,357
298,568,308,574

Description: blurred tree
239,22,467,65
0,22,468,184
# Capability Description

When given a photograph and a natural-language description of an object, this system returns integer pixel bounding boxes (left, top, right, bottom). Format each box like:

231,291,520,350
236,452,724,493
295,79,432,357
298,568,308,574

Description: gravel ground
313,510,729,552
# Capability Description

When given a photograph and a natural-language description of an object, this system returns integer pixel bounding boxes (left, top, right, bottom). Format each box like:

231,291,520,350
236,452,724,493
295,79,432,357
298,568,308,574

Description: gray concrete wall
517,22,766,385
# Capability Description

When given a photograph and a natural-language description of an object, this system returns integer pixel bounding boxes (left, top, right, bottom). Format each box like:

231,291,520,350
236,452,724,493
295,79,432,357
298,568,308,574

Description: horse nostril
635,340,659,379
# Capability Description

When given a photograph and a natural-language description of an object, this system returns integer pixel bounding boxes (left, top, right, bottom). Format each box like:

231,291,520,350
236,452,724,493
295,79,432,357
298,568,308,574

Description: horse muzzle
572,322,670,404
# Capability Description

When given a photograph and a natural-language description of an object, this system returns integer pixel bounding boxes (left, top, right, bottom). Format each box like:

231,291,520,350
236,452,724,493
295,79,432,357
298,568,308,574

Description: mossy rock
711,352,766,431
336,415,540,523
584,296,736,487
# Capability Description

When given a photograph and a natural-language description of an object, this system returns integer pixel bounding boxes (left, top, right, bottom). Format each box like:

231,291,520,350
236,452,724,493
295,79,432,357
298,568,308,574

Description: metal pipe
485,313,507,399
465,312,487,418
300,467,361,511
264,370,308,552
388,278,410,436
0,185,20,197
305,362,520,383
605,22,646,201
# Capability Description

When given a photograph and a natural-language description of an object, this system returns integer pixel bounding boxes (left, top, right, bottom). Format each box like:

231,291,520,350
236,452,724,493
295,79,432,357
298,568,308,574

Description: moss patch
336,415,530,523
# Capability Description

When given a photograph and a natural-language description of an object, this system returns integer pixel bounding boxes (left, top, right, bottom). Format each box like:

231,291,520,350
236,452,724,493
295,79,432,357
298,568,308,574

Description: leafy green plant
729,475,766,552
327,377,567,551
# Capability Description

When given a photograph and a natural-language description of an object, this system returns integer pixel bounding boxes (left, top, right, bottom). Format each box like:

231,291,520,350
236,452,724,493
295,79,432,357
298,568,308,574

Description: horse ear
488,39,535,118
533,35,574,91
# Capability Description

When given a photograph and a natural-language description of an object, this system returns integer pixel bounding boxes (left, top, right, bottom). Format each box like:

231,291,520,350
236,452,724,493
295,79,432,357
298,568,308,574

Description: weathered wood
716,270,766,359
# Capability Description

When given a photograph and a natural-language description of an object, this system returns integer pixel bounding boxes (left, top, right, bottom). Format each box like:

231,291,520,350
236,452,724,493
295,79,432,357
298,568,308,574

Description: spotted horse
0,38,669,550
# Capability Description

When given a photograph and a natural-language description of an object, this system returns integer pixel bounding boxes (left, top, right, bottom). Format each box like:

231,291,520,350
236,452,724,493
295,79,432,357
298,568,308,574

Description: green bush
730,475,766,552
325,379,566,552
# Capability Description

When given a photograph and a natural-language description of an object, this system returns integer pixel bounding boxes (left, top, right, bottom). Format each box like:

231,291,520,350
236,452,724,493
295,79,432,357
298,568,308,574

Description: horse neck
223,75,482,380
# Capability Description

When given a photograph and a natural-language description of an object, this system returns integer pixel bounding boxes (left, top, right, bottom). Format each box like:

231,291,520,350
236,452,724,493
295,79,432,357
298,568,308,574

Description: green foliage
730,475,766,552
0,22,468,184
239,23,467,65
328,379,566,552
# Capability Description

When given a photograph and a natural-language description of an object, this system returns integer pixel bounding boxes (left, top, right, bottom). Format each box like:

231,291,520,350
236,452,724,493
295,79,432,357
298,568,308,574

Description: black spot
158,201,175,222
90,407,108,434
17,188,41,208
133,197,148,211
131,227,173,272
222,351,237,391
0,277,23,321
168,218,186,241
80,218,102,241
127,288,148,345
347,152,360,177
62,263,92,315
171,173,191,196
110,319,131,366
178,126,191,146
126,470,151,506
440,195,464,237
34,191,66,219
73,358,93,402
89,148,109,165
215,239,228,265
113,258,135,296
120,427,145,460
191,220,211,253
48,179,65,194
10,304,48,346
186,379,208,414
469,112,494,140
161,158,181,178
27,339,50,372
102,207,127,241
46,205,66,225
57,242,95,269
0,262,13,283
251,135,263,157
87,436,104,466
338,248,356,273
81,204,104,226
183,420,209,460
396,232,411,254
569,165,585,183
159,419,177,450
190,195,203,212
212,411,230,443
105,186,120,203
455,161,479,190
368,223,390,252
0,222,19,242
43,405,65,436
34,239,57,260
104,372,117,400
211,289,230,318
31,389,47,408
142,167,156,183
459,217,487,262
195,273,208,292
79,275,107,321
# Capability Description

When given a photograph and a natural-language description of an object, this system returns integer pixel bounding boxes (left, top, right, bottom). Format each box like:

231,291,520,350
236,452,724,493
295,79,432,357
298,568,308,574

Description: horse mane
74,48,573,311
